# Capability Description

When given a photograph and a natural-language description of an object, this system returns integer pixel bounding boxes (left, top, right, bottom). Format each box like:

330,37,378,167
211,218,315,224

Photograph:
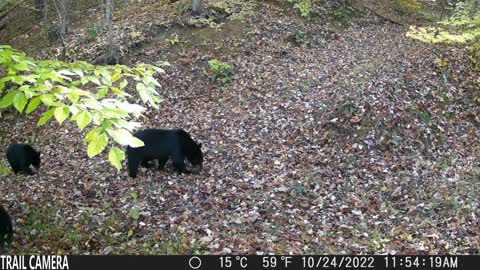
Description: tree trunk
52,0,69,35
61,0,69,35
106,0,114,61
51,0,69,60
190,0,203,16
43,0,48,26
34,0,45,21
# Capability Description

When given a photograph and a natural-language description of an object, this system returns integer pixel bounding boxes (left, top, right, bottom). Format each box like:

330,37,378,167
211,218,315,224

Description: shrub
287,0,312,17
394,0,421,15
208,59,234,86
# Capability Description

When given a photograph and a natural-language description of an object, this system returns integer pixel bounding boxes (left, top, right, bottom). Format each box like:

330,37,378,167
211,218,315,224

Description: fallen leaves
0,1,479,255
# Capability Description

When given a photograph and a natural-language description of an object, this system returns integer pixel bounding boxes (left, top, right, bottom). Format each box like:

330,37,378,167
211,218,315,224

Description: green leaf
0,77,11,83
129,136,145,147
76,111,92,129
40,94,62,106
72,68,84,77
102,108,128,118
58,69,76,76
110,119,141,131
101,120,113,130
20,85,36,99
0,91,16,108
94,86,108,99
108,147,125,171
391,138,399,146
119,80,128,89
151,63,168,73
13,62,29,71
101,76,112,87
69,105,79,117
83,128,102,144
82,99,102,110
129,209,139,220
34,84,50,92
54,106,70,124
87,132,108,157
111,73,121,82
111,86,122,95
67,92,80,103
80,76,89,85
113,102,145,116
90,77,101,85
109,128,145,147
13,92,27,112
26,96,42,114
136,83,150,104
294,185,304,193
150,77,161,87
37,108,55,126
37,60,50,68
419,111,430,124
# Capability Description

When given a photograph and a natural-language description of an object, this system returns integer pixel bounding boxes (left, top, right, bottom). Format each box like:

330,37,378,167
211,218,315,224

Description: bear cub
127,129,203,178
6,143,41,175
0,205,13,249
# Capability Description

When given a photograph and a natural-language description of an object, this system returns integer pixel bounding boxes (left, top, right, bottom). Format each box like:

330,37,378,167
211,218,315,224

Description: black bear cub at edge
126,128,203,178
0,205,13,249
6,143,41,175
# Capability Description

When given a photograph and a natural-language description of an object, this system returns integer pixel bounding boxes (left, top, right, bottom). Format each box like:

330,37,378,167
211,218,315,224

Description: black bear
6,143,41,175
127,129,203,178
0,205,13,249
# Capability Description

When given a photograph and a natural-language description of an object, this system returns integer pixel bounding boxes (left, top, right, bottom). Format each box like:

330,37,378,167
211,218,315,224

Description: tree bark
106,0,114,61
51,0,69,60
62,0,69,34
34,0,45,21
52,0,69,35
43,0,48,26
190,0,203,16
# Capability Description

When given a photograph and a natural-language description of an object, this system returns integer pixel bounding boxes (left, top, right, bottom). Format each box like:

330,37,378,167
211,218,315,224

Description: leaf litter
0,1,479,254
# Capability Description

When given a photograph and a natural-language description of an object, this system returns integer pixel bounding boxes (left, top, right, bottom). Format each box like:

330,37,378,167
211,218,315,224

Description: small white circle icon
189,256,202,269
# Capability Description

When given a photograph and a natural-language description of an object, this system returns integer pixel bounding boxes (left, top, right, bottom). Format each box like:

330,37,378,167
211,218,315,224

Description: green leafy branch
208,59,234,86
287,0,312,17
0,45,167,171
406,2,480,44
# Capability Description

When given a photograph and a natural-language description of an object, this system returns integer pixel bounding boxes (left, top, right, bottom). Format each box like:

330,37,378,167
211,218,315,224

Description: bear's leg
172,152,190,174
19,160,34,175
7,158,19,174
9,163,20,174
128,155,141,178
157,156,169,170
0,206,13,248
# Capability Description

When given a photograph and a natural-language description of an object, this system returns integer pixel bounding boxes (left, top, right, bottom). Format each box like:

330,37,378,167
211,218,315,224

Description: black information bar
0,255,477,270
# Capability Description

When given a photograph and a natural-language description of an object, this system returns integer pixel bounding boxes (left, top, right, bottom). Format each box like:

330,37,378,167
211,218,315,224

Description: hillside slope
0,1,478,254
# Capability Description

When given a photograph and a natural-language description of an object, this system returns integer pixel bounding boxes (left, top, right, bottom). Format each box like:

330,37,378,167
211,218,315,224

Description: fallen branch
361,4,406,26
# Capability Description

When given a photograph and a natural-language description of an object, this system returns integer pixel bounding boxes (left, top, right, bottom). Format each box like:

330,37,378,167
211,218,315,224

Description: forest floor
0,1,479,254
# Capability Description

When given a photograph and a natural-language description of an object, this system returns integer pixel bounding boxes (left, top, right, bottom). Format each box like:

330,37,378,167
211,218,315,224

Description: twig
362,4,406,26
